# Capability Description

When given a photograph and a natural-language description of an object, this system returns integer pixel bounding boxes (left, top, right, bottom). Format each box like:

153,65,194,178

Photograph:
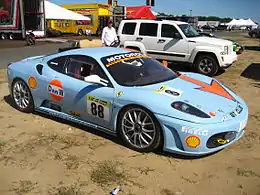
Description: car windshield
178,24,200,38
101,52,178,86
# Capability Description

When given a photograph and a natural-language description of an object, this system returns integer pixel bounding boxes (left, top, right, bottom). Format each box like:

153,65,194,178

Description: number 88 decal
91,102,104,118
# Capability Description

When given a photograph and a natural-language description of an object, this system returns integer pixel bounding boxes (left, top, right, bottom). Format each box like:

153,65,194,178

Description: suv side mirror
84,75,109,86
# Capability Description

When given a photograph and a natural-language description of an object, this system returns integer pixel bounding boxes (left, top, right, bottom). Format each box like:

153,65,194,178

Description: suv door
137,22,159,53
156,23,189,62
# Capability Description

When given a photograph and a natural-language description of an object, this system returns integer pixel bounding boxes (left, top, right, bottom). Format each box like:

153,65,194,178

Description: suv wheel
194,55,219,77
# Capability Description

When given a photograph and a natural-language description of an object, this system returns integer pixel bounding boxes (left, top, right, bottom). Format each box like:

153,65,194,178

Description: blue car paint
7,47,248,156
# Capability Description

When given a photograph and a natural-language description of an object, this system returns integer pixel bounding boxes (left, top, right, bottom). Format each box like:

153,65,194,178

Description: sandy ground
0,38,260,195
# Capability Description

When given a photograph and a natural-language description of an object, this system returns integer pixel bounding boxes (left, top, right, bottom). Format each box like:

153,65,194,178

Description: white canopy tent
227,18,257,28
44,1,90,21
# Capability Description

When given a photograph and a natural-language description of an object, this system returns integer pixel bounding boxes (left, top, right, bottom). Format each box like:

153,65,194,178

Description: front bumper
155,107,248,156
219,53,238,69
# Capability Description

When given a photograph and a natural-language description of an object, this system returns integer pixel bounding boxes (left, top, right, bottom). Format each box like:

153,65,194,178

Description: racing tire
78,29,83,36
194,54,219,77
117,106,162,153
11,79,34,113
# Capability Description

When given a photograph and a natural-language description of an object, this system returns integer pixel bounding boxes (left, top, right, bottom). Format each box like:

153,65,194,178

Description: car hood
188,36,232,47
120,72,246,124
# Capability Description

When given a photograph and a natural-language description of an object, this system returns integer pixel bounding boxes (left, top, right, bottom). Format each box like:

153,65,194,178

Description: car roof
122,19,188,25
58,47,131,59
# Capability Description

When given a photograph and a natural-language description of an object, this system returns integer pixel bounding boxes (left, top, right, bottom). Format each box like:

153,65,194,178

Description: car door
60,55,116,130
156,23,189,62
136,22,159,53
33,55,69,112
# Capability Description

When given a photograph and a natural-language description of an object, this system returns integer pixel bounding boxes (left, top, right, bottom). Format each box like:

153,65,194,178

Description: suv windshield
178,24,200,38
101,52,178,86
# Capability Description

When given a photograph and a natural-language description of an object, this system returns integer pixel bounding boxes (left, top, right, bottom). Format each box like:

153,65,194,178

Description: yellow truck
61,3,112,36
46,19,92,36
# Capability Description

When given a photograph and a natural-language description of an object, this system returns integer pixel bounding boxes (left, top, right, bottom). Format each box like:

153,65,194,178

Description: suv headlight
171,101,210,118
221,45,229,55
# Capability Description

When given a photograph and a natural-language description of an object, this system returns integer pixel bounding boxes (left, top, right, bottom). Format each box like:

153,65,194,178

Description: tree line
157,13,232,23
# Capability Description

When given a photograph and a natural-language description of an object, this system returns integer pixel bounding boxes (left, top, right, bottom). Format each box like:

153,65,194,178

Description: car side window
161,24,181,38
47,56,67,73
64,55,111,84
64,55,95,80
139,23,158,37
122,22,137,35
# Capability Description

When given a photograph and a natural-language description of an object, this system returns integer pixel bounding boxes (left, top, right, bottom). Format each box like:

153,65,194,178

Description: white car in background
118,19,238,76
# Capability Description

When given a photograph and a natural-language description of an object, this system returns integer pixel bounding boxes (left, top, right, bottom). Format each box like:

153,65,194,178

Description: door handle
136,37,143,41
158,39,166,43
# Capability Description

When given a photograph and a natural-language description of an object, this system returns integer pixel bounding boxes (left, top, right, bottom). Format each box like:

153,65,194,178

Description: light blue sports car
7,47,248,156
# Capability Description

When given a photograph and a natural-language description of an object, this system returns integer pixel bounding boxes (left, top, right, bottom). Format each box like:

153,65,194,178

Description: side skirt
36,107,117,136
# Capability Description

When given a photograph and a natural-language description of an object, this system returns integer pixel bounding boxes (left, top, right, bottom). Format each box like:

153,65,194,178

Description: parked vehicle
7,47,248,156
118,19,238,76
217,25,228,31
201,24,216,31
46,19,92,36
248,27,260,38
0,0,45,40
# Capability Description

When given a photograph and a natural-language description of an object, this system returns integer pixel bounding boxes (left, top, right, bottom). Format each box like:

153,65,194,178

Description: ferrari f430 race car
7,47,248,156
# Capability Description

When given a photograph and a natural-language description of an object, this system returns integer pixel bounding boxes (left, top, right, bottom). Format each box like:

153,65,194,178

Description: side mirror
84,75,109,86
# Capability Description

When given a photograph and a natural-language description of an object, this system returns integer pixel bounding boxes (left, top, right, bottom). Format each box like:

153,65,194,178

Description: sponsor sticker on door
48,80,64,101
86,95,110,121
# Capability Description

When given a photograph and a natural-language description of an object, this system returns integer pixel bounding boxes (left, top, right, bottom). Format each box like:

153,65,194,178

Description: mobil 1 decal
48,80,64,101
104,52,150,67
86,95,110,121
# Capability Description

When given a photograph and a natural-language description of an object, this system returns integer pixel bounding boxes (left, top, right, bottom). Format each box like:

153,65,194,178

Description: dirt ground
0,37,260,195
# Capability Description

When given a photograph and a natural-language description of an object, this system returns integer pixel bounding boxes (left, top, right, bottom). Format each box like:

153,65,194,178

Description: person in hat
101,20,118,47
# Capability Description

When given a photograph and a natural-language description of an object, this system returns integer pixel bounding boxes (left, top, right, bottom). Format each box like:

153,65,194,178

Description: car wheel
11,79,34,113
78,29,83,36
8,33,14,40
194,55,219,77
1,33,7,40
118,106,162,153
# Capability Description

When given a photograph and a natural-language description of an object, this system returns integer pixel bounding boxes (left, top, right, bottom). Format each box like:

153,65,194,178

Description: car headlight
171,101,210,118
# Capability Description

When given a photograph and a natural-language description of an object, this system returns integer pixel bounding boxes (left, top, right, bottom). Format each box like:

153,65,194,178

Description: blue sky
49,0,260,22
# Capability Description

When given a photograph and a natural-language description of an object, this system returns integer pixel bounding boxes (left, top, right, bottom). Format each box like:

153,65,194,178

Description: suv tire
194,54,219,77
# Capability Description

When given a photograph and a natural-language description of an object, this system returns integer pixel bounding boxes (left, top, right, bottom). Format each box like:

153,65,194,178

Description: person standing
101,20,118,47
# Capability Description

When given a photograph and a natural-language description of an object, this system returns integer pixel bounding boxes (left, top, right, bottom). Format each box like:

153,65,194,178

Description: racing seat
65,61,83,80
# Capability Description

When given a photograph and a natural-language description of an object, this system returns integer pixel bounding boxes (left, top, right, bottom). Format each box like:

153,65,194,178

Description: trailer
0,0,45,40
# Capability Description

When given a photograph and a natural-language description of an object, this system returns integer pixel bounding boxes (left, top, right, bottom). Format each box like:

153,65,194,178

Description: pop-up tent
126,6,156,19
44,1,90,20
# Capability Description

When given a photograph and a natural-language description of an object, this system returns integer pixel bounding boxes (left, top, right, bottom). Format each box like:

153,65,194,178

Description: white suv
118,19,238,76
